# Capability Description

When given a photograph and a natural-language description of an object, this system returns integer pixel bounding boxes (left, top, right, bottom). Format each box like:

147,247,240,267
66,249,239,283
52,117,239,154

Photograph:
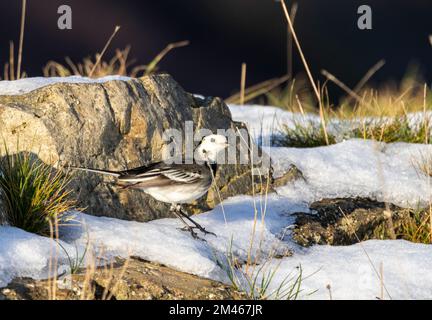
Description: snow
229,105,320,145
228,104,432,147
0,227,72,286
0,194,292,288
1,194,432,299
228,104,432,208
0,80,432,299
268,140,432,208
0,75,131,95
2,136,432,298
261,240,432,299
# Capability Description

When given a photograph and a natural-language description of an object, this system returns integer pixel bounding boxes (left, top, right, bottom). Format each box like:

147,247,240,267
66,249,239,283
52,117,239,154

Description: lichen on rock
292,197,421,246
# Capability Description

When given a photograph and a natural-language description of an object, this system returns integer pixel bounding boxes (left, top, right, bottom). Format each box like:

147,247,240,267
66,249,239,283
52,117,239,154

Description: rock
272,164,305,188
0,74,268,221
0,258,245,300
292,197,416,246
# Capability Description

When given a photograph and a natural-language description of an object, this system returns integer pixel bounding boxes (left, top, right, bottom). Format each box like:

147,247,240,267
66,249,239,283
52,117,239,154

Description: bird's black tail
69,166,121,177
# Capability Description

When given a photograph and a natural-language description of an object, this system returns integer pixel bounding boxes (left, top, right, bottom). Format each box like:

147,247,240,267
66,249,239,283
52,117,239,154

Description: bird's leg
178,206,217,237
172,210,200,240
170,204,202,240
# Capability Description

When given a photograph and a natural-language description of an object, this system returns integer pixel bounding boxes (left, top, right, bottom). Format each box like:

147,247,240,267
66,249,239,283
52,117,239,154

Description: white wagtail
72,134,228,240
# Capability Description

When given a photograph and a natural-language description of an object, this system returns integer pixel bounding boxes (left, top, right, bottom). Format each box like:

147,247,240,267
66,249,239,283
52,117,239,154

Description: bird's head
195,134,229,163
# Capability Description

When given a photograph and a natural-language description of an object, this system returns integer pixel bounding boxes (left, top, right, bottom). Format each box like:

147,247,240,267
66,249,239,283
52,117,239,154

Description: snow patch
0,76,131,95
268,139,432,208
263,240,432,299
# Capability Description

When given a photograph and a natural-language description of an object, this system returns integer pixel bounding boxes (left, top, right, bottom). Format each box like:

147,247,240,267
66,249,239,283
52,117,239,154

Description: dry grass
76,250,131,301
264,76,316,113
250,67,431,117
226,3,432,149
89,25,121,77
275,121,336,148
2,0,27,80
259,70,432,148
214,239,302,300
43,46,143,78
47,216,132,300
240,63,247,105
43,41,189,79
398,209,432,244
227,2,432,149
17,0,27,80
287,121,429,148
225,74,291,105
280,0,329,145
210,130,311,300
411,152,432,243
368,206,432,245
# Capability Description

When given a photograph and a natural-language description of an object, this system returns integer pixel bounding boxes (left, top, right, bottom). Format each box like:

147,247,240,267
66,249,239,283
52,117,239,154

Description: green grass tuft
0,148,76,236
397,209,432,244
372,208,432,244
275,121,336,148
276,115,432,148
213,238,305,300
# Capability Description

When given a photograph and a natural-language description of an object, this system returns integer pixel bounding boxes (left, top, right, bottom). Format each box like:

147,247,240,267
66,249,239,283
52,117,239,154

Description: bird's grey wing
117,164,204,185
117,162,167,181
159,167,204,183
118,162,163,177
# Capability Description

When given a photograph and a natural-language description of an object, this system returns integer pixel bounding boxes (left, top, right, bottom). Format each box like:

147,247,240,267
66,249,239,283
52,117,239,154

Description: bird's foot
180,224,216,237
178,210,217,237
178,226,206,241
172,204,216,240
195,225,217,237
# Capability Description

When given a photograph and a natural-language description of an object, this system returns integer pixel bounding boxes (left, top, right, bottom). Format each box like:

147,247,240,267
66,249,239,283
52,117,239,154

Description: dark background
0,0,431,98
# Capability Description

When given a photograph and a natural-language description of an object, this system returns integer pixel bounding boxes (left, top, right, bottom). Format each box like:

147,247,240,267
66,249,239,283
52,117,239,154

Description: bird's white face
196,134,229,163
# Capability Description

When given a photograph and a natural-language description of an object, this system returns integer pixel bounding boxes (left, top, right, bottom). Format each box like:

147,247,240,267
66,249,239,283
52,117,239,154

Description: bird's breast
140,179,212,204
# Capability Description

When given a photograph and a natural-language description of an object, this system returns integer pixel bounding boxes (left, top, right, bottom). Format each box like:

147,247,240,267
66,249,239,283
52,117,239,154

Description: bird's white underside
142,183,210,203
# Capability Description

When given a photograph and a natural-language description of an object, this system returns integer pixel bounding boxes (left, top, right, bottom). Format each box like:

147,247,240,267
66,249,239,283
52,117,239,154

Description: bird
71,134,229,240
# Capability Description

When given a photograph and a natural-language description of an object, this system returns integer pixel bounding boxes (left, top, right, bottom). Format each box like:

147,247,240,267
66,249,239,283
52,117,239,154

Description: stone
272,164,305,188
292,197,418,246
